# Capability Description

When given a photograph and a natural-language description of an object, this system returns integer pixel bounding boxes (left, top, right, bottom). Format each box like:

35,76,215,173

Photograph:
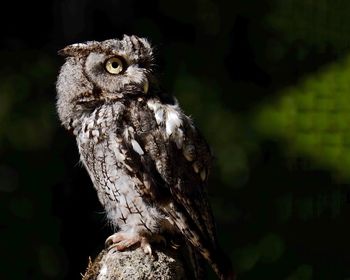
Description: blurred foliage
286,265,313,280
0,52,66,279
2,0,350,279
255,54,350,181
0,52,56,151
263,0,350,63
267,0,350,49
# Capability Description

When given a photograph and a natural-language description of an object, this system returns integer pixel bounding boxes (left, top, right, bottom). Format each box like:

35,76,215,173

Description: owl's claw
141,237,152,255
105,232,153,255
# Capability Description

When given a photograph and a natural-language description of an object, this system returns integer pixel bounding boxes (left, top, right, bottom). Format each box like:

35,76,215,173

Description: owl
56,35,233,280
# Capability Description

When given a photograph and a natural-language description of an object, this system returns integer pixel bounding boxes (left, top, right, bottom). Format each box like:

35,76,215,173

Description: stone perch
82,247,189,280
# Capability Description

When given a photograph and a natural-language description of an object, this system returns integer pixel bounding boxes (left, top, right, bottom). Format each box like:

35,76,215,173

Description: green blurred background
1,0,350,279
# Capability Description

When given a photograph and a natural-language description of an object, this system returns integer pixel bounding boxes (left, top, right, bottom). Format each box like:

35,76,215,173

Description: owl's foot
105,232,152,255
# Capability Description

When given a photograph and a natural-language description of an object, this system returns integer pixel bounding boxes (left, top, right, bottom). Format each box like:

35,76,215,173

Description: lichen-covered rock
82,248,187,280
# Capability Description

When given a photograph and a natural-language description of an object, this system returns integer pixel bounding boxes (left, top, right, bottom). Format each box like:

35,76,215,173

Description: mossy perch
82,247,188,280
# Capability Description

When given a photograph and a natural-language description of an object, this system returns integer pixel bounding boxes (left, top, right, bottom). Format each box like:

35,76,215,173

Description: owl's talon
141,237,152,255
105,232,153,255
105,233,124,248
105,236,115,249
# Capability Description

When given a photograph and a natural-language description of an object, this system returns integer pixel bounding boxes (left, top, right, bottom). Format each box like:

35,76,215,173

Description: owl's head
56,35,154,128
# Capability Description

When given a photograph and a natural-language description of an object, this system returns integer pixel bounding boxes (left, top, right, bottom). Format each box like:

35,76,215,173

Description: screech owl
56,35,233,280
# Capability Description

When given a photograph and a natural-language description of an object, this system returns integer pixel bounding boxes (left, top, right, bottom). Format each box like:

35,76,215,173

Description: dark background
1,0,350,279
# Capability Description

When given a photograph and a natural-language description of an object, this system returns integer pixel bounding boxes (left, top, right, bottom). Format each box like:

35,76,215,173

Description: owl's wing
116,98,232,279
151,113,216,243
121,99,218,249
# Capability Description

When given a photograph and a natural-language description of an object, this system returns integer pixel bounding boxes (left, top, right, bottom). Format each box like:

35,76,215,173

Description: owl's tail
206,246,235,280
187,245,207,279
191,241,236,280
187,241,235,280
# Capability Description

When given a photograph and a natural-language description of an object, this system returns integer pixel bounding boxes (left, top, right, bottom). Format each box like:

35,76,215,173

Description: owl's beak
143,79,149,94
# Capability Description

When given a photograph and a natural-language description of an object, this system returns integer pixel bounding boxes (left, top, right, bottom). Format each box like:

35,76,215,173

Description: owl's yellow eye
105,57,124,74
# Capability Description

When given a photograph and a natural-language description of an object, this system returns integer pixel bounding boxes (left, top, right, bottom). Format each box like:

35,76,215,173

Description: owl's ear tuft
58,42,96,57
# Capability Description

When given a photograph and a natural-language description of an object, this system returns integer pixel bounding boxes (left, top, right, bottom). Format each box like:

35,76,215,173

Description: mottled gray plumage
56,35,232,280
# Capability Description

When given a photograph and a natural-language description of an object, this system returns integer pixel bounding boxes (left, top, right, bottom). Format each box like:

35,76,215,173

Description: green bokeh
255,54,350,180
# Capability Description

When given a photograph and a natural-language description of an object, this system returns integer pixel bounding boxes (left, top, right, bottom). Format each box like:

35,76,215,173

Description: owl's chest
76,103,153,207
78,132,136,200
78,133,162,231
78,136,144,214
